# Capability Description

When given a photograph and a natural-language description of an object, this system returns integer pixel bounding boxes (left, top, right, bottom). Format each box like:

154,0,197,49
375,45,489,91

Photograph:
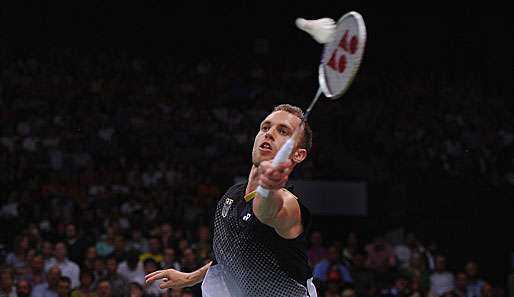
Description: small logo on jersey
222,198,234,218
242,213,252,221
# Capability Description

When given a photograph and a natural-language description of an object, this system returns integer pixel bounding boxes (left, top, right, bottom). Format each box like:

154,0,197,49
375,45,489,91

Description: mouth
259,142,273,152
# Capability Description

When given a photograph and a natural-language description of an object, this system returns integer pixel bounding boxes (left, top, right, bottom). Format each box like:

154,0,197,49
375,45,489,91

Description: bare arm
145,261,212,289
253,160,303,239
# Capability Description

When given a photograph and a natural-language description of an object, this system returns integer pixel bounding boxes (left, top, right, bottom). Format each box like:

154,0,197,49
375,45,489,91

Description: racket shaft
256,138,295,198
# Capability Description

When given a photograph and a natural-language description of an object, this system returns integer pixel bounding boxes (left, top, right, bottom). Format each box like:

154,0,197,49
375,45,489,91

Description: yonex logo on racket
327,29,359,74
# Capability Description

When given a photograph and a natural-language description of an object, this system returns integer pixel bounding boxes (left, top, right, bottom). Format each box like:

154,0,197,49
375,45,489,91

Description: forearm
254,190,284,224
187,261,212,285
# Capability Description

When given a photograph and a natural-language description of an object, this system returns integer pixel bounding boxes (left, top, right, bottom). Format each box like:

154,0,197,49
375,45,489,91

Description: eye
279,128,289,136
261,125,269,132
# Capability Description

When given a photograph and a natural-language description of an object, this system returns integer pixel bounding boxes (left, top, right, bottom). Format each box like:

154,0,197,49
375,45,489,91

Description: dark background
1,0,513,287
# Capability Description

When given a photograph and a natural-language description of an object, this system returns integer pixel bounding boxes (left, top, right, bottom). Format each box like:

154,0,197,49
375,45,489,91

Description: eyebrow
260,121,293,131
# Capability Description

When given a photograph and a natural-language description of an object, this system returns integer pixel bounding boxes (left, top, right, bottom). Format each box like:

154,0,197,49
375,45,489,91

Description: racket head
319,11,367,99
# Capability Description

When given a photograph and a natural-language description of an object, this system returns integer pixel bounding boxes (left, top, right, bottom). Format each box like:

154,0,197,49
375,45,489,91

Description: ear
292,148,307,164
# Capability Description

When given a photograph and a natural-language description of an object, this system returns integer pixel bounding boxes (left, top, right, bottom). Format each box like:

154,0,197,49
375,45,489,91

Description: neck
245,165,260,195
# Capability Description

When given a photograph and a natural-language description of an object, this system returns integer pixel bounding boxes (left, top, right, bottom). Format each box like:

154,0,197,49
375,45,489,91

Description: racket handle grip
255,138,295,199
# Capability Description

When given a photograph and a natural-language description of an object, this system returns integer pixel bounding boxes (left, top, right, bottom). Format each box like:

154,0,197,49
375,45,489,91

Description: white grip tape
255,138,295,198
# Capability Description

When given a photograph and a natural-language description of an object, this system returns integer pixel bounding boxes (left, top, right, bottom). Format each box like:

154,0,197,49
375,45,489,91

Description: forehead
262,111,301,127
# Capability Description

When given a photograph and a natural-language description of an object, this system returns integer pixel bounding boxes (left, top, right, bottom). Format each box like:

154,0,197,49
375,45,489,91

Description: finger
145,272,166,284
145,270,162,280
260,175,288,189
159,279,173,289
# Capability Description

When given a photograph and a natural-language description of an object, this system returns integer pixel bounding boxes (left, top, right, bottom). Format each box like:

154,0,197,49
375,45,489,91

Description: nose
264,128,275,141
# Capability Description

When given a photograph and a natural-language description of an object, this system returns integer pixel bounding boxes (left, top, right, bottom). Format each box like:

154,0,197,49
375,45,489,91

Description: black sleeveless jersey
211,182,313,296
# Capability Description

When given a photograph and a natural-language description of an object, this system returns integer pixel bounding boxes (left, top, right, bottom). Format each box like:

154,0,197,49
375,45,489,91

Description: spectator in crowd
82,248,96,273
92,258,107,286
104,256,127,297
5,236,29,272
342,232,359,264
117,250,144,286
31,266,61,297
64,224,88,266
70,270,95,297
313,246,353,286
350,251,376,297
25,255,46,287
308,231,328,268
0,269,17,297
160,249,180,271
430,255,455,297
126,230,146,253
44,243,79,289
94,281,111,297
56,277,71,297
139,239,162,264
177,249,197,274
127,283,144,297
452,272,473,297
15,280,31,297
380,274,411,297
111,236,127,264
465,261,485,297
403,252,430,294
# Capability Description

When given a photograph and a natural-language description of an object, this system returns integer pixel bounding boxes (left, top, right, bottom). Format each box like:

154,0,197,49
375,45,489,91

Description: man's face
57,281,70,297
16,280,31,297
31,256,44,272
106,259,117,274
46,267,61,287
54,243,66,261
96,282,111,297
0,272,13,291
435,256,446,272
65,225,76,239
456,273,468,290
252,111,303,166
149,239,161,254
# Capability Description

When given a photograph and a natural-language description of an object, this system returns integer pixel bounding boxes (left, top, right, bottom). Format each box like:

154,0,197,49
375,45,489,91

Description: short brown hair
273,104,312,152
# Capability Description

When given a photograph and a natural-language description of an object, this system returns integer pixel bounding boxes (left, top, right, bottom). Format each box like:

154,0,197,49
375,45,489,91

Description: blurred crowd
0,48,512,297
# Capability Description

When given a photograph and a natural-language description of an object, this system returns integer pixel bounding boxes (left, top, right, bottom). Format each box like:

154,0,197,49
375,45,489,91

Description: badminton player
145,104,317,296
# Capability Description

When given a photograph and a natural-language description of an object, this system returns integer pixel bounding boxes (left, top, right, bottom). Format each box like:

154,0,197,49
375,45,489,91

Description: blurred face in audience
47,267,62,288
57,279,70,297
327,247,340,263
106,258,118,275
54,243,67,261
197,226,209,242
80,272,93,288
182,249,195,266
16,279,31,297
66,224,77,239
0,271,13,292
352,253,365,268
435,256,446,273
85,247,97,260
96,281,112,297
456,272,468,290
143,261,158,275
42,241,53,258
149,238,161,254
129,284,144,297
310,231,322,246
465,262,478,279
164,248,176,264
31,255,44,273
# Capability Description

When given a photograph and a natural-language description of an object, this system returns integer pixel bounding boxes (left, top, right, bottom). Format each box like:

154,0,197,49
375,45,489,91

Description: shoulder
223,182,246,198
